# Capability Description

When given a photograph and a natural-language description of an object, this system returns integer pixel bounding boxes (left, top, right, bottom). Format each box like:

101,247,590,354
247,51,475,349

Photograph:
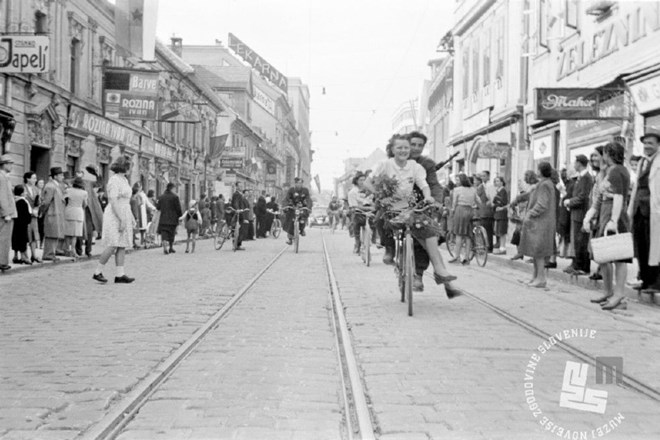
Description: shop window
66,155,78,177
35,11,48,34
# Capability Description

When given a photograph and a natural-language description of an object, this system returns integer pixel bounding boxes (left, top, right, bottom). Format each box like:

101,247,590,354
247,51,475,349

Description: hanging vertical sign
114,0,159,60
228,33,288,95
103,68,160,120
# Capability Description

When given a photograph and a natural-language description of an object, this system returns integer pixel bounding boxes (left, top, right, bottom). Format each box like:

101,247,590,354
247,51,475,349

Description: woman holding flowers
367,134,460,295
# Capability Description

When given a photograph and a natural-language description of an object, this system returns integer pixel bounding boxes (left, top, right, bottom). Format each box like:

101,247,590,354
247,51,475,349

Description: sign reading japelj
536,88,601,120
228,33,288,95
103,68,159,120
0,36,49,73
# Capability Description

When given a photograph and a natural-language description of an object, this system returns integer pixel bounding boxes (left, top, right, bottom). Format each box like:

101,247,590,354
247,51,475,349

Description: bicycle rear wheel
396,237,405,303
364,222,371,267
473,225,488,267
404,231,414,317
446,232,456,258
271,219,281,238
294,218,300,253
214,223,229,250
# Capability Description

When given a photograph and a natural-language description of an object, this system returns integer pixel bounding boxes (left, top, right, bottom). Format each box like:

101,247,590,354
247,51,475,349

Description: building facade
425,56,454,183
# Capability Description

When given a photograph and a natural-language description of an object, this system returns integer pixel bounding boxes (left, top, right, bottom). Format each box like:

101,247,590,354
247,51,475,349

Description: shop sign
556,2,660,81
629,76,660,114
476,141,509,159
103,69,159,120
536,88,627,120
532,135,553,160
253,85,275,115
566,94,626,141
0,36,49,73
228,33,288,95
68,108,139,147
221,158,244,169
265,175,276,184
142,137,176,160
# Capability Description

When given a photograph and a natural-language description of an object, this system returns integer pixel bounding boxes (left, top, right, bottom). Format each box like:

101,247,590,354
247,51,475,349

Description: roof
155,40,194,74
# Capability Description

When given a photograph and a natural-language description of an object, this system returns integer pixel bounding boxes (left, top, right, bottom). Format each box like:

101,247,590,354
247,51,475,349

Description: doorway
30,146,50,181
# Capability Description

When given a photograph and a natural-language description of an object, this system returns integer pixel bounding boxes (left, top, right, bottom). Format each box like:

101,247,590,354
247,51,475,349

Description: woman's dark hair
494,176,506,187
595,145,604,156
472,175,482,185
524,170,539,185
146,189,155,198
218,194,224,200
110,156,131,173
385,134,409,158
447,179,456,190
604,141,625,165
132,182,140,195
352,172,365,186
23,171,36,183
14,184,24,196
72,177,85,189
166,182,176,192
457,174,471,187
538,161,553,178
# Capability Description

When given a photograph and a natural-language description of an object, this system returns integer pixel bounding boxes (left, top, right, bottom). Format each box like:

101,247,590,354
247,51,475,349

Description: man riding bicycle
283,177,313,245
347,172,375,253
327,196,342,230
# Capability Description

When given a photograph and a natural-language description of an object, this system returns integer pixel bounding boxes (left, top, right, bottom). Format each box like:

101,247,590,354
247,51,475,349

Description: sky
155,0,455,190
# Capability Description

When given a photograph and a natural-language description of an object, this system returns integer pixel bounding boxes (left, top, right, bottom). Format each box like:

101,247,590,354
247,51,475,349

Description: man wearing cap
563,154,594,275
0,154,17,271
283,177,312,245
628,129,660,292
41,167,66,261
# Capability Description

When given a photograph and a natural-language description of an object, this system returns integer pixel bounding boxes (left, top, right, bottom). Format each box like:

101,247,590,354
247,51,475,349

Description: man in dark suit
254,190,268,238
230,182,250,250
564,154,594,275
283,177,312,245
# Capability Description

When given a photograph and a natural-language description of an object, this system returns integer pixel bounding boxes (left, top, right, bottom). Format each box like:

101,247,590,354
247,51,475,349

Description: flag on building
314,174,321,193
208,134,228,160
115,0,159,60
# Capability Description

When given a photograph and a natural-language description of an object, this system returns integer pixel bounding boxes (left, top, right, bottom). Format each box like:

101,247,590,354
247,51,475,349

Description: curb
485,252,660,308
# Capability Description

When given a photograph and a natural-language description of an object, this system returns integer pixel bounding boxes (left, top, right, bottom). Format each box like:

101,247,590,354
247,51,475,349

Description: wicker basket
590,232,634,264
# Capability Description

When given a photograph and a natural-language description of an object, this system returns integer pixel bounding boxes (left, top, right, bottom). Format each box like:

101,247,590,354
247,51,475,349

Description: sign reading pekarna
0,36,49,73
228,33,288,95
103,68,159,120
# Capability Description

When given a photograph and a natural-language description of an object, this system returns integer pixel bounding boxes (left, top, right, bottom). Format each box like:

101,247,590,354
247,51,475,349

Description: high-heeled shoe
590,295,612,304
31,256,42,263
510,254,524,261
434,273,457,284
445,285,463,299
448,257,458,263
530,282,547,288
601,297,626,311
20,259,32,265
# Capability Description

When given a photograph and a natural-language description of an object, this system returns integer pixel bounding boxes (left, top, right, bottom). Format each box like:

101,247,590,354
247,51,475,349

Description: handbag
510,228,521,246
590,231,634,264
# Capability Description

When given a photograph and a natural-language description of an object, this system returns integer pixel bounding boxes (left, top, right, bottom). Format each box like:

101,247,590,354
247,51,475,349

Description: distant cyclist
347,172,375,253
327,196,342,230
283,177,313,245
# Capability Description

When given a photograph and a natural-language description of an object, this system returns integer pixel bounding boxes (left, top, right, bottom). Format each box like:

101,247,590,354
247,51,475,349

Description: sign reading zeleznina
0,36,49,73
253,86,275,115
228,33,288,95
103,68,159,120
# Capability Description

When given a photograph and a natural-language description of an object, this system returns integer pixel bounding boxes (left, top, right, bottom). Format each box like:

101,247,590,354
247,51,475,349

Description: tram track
78,246,289,440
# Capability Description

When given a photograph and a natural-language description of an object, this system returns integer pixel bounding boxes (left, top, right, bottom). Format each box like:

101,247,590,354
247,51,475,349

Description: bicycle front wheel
215,223,229,250
294,218,300,253
473,226,488,267
364,222,371,266
271,219,281,239
446,232,456,258
404,232,414,317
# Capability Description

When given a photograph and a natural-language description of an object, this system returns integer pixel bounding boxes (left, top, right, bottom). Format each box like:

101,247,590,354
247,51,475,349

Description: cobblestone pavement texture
114,231,343,440
323,231,660,440
0,235,287,439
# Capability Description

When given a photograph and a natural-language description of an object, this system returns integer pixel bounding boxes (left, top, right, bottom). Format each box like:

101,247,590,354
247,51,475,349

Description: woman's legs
185,232,191,252
419,236,452,277
451,235,463,262
601,263,614,296
531,258,547,286
613,262,627,296
191,233,197,253
463,236,472,263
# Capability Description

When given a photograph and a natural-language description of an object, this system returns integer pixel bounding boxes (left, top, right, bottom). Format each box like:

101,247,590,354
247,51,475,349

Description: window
70,39,81,94
539,0,549,48
462,41,470,100
566,0,578,28
66,155,78,177
35,11,48,34
472,39,480,95
496,18,504,80
483,29,491,87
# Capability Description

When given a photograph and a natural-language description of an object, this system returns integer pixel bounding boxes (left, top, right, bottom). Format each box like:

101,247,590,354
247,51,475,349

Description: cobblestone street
2,229,660,439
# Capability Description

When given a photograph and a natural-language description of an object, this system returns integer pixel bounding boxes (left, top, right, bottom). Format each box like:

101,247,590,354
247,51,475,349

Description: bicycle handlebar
225,207,250,213
283,206,310,212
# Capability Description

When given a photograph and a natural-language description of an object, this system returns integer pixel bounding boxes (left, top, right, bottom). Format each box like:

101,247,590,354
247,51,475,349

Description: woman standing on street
63,177,88,258
492,176,509,255
448,173,478,265
157,182,183,254
92,156,135,284
11,185,32,265
519,162,557,288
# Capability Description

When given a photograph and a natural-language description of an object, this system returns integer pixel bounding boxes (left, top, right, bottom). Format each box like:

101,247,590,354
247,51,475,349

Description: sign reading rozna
103,68,159,120
228,33,288,95
0,36,49,73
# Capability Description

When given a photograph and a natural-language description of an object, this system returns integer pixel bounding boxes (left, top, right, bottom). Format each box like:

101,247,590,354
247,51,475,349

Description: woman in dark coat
11,185,32,264
492,176,509,254
156,182,183,254
519,162,557,288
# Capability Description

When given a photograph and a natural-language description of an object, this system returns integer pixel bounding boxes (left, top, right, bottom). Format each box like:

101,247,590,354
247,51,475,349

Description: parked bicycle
389,203,436,317
445,218,488,267
353,208,375,267
267,209,282,238
283,206,310,253
218,207,250,251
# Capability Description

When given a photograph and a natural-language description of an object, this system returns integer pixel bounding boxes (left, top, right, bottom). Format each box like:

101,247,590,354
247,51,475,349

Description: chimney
171,36,183,57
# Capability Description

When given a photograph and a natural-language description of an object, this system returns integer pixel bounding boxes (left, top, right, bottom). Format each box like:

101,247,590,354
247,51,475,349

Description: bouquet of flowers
371,174,400,209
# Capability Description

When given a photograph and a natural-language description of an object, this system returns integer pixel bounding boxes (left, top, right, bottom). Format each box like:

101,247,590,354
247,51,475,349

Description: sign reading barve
103,68,160,120
0,36,49,73
228,33,288,95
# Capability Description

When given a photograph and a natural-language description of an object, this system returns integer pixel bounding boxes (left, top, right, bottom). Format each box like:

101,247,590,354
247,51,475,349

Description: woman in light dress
92,156,136,284
63,176,88,258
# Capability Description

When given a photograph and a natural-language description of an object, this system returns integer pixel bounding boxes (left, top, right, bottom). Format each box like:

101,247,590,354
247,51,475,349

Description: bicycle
389,203,436,317
213,219,230,250
267,209,282,238
328,210,340,233
445,218,488,267
222,207,250,251
353,208,375,267
283,206,310,253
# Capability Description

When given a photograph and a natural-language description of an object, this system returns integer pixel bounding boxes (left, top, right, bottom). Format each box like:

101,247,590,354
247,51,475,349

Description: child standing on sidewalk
180,200,202,253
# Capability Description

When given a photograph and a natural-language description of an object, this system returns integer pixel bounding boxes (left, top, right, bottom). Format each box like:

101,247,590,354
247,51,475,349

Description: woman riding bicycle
365,134,459,292
347,172,375,254
327,196,342,230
